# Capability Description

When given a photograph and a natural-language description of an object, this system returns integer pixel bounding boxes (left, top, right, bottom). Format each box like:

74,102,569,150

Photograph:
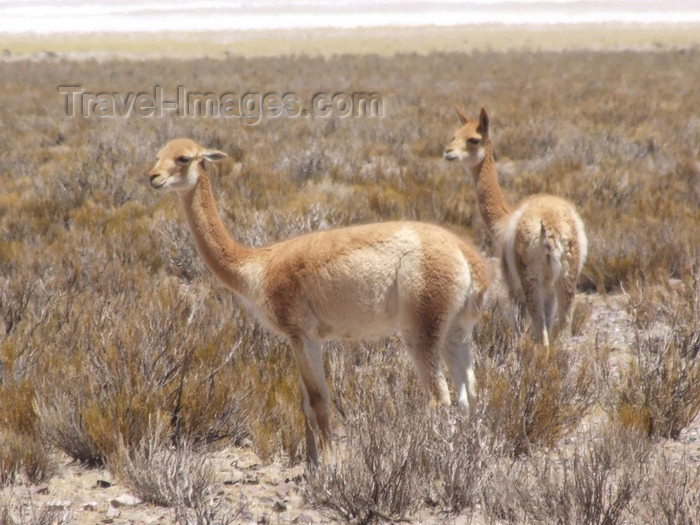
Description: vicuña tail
540,221,563,285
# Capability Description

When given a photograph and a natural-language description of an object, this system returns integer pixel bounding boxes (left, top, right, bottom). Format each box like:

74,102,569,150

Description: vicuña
444,108,587,348
148,138,489,464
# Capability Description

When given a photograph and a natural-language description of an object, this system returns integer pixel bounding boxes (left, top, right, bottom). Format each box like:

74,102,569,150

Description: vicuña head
444,106,489,167
444,108,588,348
149,138,489,464
150,138,227,192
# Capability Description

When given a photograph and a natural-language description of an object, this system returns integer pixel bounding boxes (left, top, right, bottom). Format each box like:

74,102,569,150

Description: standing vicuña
444,108,587,348
149,138,489,464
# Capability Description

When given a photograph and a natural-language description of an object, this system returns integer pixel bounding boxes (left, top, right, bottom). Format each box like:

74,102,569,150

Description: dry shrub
479,338,596,456
477,456,529,523
307,339,513,521
611,280,700,439
585,225,644,293
559,426,649,525
473,300,522,361
613,330,700,439
0,343,54,486
421,410,510,515
33,278,249,465
241,345,306,463
307,407,427,523
35,393,108,467
571,297,593,337
496,424,650,525
0,489,64,525
0,281,33,336
310,407,510,522
157,218,206,282
639,452,700,525
0,379,36,442
0,431,54,487
215,321,308,464
109,424,239,524
307,343,428,523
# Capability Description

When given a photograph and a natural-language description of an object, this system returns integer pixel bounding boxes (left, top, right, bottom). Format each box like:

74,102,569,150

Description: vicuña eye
177,156,191,164
468,138,480,145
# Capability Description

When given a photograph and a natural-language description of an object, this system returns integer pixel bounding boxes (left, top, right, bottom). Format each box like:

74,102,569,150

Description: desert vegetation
1,47,699,523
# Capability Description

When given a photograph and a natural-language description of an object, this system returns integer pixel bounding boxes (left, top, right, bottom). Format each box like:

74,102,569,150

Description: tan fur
445,108,587,348
149,138,489,464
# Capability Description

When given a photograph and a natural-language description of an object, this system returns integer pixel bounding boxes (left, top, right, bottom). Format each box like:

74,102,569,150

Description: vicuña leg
543,290,556,341
300,399,319,466
290,335,330,465
440,321,477,414
522,273,549,347
552,275,576,342
401,320,451,407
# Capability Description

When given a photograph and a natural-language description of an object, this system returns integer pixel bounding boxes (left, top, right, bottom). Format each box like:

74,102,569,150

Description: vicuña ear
477,107,489,135
455,106,469,124
202,149,228,163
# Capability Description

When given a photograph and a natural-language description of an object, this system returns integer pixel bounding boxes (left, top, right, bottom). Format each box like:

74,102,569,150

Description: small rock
243,474,260,485
275,482,290,497
96,479,112,488
79,501,99,512
47,500,72,511
110,494,142,507
126,512,151,522
106,505,120,520
273,500,287,512
35,484,50,495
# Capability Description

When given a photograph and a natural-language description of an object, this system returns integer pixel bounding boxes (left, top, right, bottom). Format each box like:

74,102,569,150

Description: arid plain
1,24,700,524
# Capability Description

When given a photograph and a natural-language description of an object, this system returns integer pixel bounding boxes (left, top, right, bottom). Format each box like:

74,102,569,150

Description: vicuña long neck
470,138,510,236
180,171,254,295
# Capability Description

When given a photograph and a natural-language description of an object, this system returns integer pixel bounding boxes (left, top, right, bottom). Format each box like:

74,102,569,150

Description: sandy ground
2,23,699,60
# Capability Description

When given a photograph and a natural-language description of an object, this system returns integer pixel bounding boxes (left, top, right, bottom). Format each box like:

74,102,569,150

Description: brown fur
149,138,489,464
